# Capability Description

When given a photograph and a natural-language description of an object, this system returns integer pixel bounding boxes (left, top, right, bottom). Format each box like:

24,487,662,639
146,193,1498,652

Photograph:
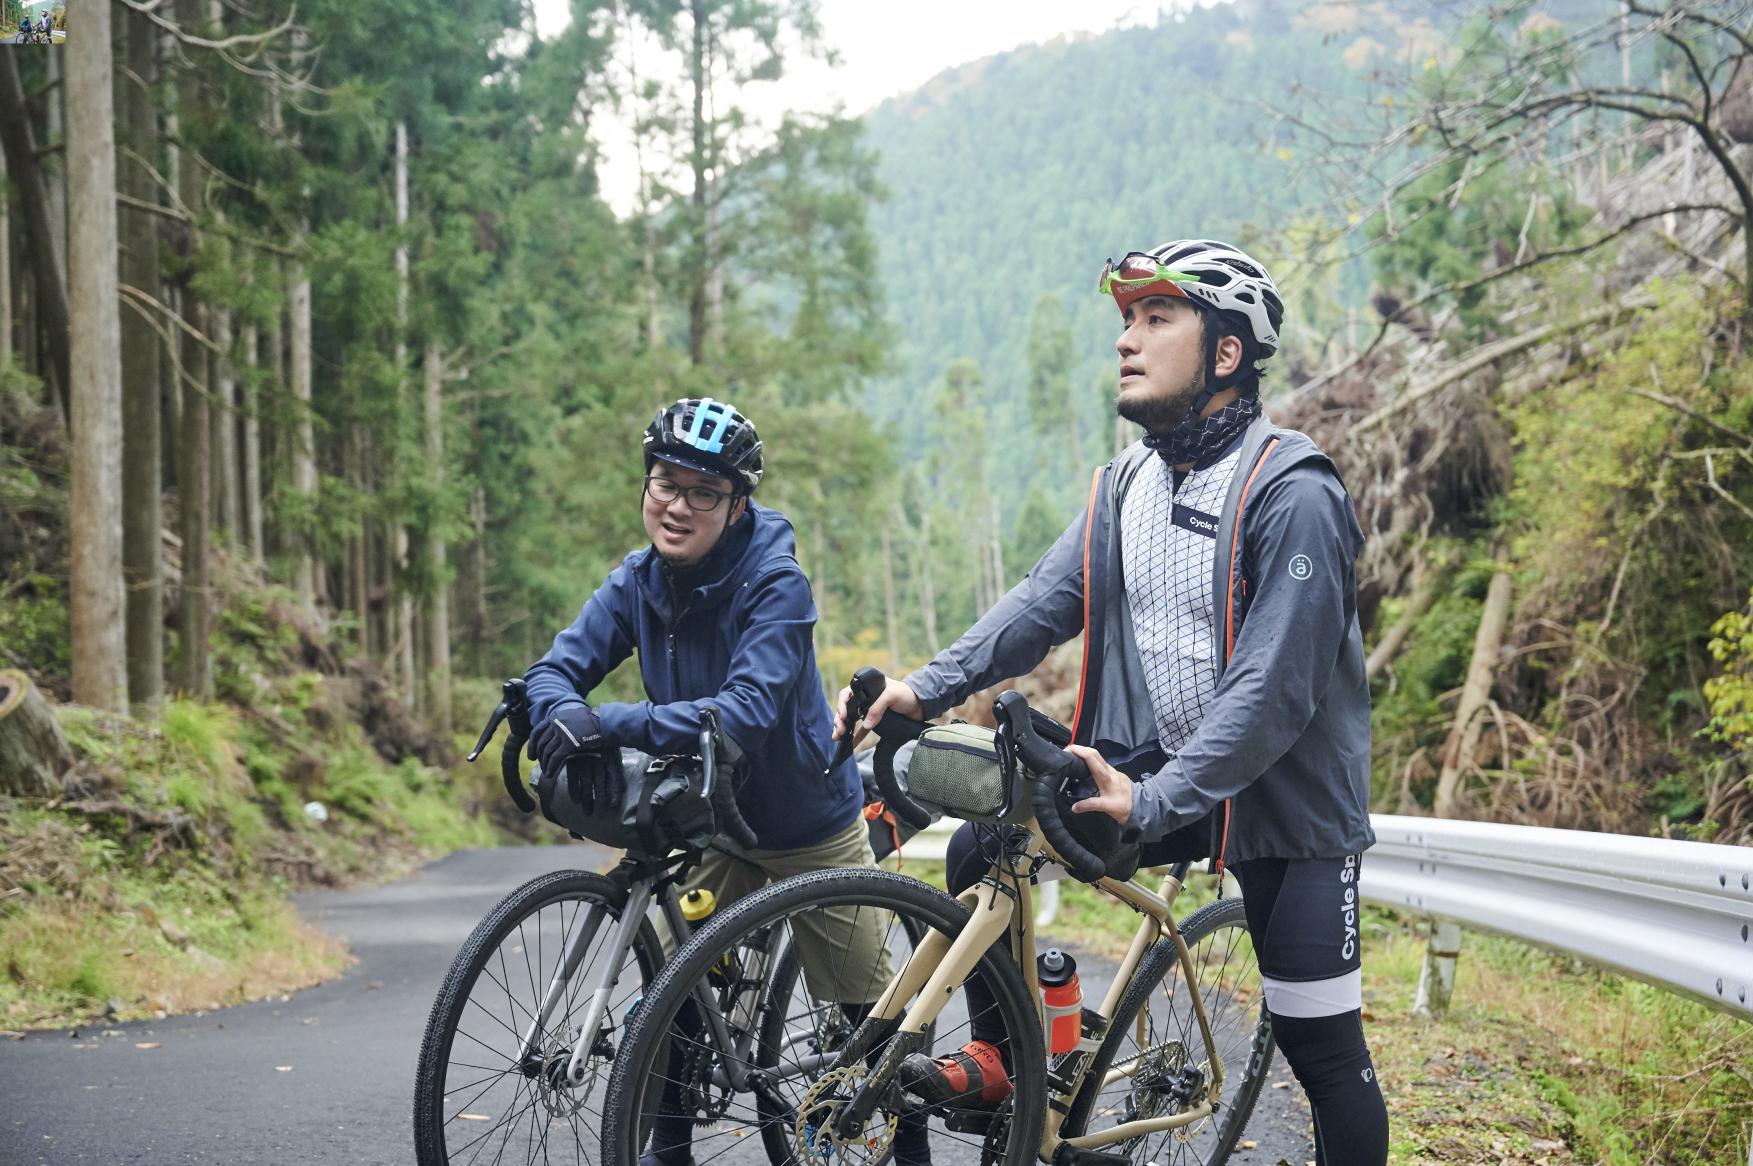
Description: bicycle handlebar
993,689,1109,883
468,678,538,813
699,706,759,851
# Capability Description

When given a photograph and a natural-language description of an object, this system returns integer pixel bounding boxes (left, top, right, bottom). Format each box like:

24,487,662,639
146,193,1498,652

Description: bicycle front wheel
414,868,662,1166
603,867,1047,1166
1058,896,1272,1166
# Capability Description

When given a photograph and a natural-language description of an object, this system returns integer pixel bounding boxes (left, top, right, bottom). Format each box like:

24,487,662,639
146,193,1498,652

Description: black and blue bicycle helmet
643,397,764,494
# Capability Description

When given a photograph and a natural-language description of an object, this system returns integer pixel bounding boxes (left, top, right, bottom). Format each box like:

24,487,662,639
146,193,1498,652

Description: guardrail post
1412,919,1463,1018
1034,880,1060,928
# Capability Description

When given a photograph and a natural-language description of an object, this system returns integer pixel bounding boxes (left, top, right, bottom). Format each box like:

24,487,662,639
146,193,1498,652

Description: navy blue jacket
525,504,860,851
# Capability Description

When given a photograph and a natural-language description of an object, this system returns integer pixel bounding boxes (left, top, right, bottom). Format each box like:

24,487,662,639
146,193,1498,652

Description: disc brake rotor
793,1066,899,1166
534,1031,599,1120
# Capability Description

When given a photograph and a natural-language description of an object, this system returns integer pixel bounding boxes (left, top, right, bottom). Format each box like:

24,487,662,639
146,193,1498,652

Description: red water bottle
1037,948,1082,1055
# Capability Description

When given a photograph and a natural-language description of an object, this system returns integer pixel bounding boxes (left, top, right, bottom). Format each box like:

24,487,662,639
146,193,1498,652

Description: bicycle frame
852,820,1229,1159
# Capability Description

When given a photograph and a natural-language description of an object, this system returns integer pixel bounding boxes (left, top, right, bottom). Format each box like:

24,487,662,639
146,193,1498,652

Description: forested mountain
858,0,1641,521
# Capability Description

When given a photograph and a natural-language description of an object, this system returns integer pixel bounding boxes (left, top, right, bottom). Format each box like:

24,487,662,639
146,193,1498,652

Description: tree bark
68,0,127,711
349,427,369,652
178,292,212,699
1434,556,1513,818
687,0,707,365
1,141,11,367
119,0,163,712
424,344,451,738
881,520,901,673
284,31,317,616
45,50,66,286
392,119,415,701
466,484,486,674
0,670,74,798
988,494,1005,608
812,514,828,633
0,52,72,422
242,320,262,567
915,506,938,654
290,263,315,612
176,0,211,699
213,306,239,541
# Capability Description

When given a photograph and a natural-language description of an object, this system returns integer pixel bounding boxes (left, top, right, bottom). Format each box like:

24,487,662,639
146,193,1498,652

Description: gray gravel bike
413,680,926,1166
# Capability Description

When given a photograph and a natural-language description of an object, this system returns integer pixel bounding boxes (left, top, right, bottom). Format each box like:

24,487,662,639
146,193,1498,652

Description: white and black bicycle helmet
643,397,764,494
1103,239,1285,376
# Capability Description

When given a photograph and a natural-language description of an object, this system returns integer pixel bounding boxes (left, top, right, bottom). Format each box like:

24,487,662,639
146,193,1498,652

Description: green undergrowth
0,581,510,1030
1363,909,1750,1164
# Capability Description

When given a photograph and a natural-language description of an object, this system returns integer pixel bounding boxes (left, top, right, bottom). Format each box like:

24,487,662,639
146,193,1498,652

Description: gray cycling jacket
905,414,1375,867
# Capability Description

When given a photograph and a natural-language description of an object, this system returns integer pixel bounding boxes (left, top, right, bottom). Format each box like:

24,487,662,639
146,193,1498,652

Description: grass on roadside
1,687,501,1030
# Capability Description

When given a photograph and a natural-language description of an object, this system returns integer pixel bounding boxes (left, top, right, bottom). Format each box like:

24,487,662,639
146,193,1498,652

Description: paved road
0,848,1314,1165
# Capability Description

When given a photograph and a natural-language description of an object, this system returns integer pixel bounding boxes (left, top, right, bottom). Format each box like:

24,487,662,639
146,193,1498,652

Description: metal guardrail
895,814,1753,1021
1360,814,1753,1022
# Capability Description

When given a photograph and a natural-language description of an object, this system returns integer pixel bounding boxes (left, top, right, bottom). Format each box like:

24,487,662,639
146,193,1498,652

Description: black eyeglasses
644,475,734,512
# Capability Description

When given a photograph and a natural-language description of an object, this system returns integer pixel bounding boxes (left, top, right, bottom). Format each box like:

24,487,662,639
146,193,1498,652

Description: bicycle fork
831,881,1018,1140
515,876,655,1087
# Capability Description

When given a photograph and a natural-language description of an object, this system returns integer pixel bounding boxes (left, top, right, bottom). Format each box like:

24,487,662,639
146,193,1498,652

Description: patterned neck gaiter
1141,393,1262,469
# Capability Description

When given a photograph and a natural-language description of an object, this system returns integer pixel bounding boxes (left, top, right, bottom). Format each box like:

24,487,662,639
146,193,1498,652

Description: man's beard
1116,371,1203,433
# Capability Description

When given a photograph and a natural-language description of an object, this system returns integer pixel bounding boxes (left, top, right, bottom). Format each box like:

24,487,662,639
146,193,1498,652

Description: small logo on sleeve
1288,553,1313,580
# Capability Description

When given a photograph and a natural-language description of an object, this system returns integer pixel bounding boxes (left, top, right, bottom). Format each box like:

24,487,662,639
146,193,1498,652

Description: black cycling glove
532,703,608,776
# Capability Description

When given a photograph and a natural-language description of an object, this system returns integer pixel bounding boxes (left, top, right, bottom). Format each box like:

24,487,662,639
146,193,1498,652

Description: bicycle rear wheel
603,867,1047,1166
414,869,662,1166
1058,897,1272,1166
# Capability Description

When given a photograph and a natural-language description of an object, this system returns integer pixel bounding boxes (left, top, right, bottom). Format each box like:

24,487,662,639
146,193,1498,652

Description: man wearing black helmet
838,243,1389,1164
524,397,926,1166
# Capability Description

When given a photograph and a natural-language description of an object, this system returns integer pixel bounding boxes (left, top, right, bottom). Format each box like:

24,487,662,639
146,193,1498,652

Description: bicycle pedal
942,1111,995,1134
1051,1145,1132,1166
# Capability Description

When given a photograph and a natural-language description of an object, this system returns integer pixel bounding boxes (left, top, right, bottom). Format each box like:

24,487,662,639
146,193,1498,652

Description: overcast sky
530,0,1226,214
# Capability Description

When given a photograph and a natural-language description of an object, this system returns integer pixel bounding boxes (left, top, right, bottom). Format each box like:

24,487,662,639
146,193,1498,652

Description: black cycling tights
1269,1009,1388,1166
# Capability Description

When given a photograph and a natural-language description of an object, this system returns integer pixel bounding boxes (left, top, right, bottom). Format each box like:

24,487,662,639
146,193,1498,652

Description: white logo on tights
1362,1067,1374,1082
1340,854,1359,960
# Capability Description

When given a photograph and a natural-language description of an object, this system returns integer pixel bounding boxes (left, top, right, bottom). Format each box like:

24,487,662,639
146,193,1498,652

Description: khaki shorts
655,817,896,1003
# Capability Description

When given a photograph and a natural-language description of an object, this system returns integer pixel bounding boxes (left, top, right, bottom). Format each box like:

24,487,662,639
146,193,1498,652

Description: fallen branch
1366,565,1438,681
1355,294,1657,435
1435,552,1514,819
52,798,198,849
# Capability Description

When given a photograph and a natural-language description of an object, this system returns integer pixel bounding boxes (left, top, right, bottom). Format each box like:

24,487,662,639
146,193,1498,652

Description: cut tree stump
0,669,74,797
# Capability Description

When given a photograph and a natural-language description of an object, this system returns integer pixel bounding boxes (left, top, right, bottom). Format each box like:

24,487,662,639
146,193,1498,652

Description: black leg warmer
1268,1009,1388,1166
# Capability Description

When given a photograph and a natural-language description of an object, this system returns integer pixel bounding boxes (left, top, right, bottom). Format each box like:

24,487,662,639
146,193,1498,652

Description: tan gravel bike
602,668,1273,1166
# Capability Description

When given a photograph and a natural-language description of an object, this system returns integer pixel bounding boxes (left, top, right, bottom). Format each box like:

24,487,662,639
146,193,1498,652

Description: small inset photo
8,0,62,44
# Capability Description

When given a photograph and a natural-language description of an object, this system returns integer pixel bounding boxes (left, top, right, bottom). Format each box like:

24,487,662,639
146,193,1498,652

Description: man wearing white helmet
838,241,1388,1163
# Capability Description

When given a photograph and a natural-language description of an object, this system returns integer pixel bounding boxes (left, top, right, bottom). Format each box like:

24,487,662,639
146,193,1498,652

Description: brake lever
468,701,508,762
825,666,887,776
